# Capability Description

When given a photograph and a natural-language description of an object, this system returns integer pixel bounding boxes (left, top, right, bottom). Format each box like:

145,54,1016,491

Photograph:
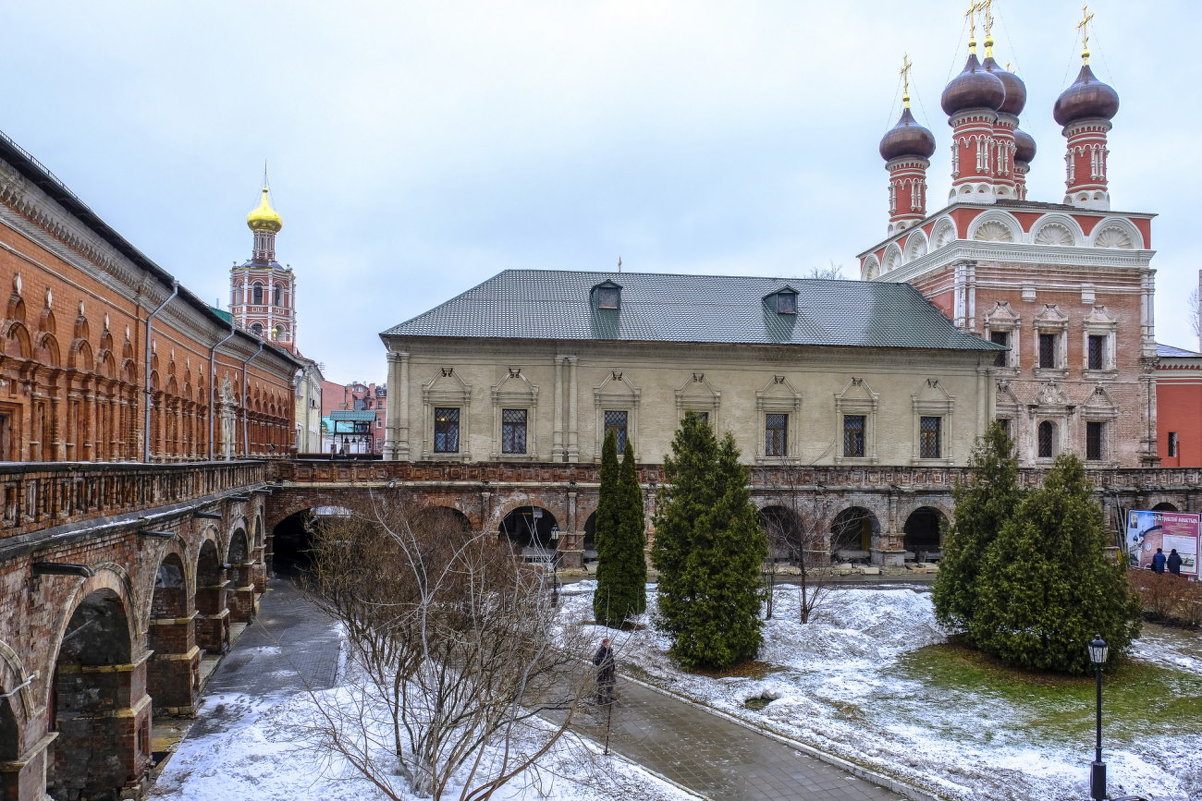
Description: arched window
1038,421,1056,458
252,282,264,305
274,284,283,306
251,323,263,336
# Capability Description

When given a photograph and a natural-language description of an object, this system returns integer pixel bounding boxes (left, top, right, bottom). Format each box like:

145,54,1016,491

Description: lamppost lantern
1089,633,1109,801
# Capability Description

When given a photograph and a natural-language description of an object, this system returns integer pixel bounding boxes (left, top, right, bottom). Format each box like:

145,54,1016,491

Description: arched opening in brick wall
226,530,255,623
830,507,879,561
412,506,472,533
582,512,597,563
499,506,559,559
1152,502,1179,512
903,507,947,561
195,541,228,656
758,505,805,563
49,589,148,801
148,553,196,713
0,690,17,761
272,510,315,576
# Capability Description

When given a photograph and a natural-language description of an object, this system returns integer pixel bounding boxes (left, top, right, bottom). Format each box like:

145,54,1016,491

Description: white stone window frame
675,374,721,430
1082,309,1119,379
1080,388,1120,466
1034,418,1062,461
833,378,879,465
490,370,539,461
421,371,472,462
755,376,802,465
593,373,640,461
1033,308,1069,379
982,302,1021,374
911,390,954,466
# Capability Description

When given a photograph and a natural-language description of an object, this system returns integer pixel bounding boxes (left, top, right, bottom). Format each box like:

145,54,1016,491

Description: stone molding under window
834,377,879,464
422,370,471,461
490,370,538,460
1080,385,1119,466
755,376,802,464
1033,304,1069,378
911,378,954,465
982,301,1021,373
593,372,639,460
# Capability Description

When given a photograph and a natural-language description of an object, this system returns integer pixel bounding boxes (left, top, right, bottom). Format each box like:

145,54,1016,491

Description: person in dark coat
1152,548,1167,573
593,637,616,705
1167,548,1183,576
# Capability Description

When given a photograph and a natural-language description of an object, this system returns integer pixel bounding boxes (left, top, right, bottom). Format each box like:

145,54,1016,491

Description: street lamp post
1088,634,1109,801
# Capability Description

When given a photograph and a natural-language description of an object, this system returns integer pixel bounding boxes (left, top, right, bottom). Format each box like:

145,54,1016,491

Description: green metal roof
382,269,1002,352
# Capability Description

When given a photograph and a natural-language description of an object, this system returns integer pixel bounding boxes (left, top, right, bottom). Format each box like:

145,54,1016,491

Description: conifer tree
592,429,623,627
932,421,1023,643
652,414,767,670
972,453,1141,674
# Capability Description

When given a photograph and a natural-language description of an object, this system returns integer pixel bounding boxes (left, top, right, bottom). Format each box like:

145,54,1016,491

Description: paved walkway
176,578,912,801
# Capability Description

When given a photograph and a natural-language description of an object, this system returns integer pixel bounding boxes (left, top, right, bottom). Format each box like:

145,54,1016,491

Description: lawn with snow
560,582,1202,801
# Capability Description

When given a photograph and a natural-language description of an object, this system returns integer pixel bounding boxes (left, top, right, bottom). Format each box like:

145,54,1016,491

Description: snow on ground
153,651,697,801
559,581,1202,801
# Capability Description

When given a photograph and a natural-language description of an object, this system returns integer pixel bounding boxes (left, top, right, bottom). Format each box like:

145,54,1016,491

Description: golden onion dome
246,187,283,233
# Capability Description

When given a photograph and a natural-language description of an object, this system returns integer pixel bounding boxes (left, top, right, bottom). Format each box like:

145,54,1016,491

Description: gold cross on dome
964,0,986,42
900,54,913,106
1078,3,1096,62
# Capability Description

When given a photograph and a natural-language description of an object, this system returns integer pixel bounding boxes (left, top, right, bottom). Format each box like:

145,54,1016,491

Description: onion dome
1013,127,1036,163
982,56,1026,116
246,187,283,233
879,105,937,161
941,50,1006,116
1053,62,1119,126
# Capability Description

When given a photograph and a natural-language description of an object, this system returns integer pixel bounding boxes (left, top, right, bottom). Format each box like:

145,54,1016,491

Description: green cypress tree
972,453,1141,674
613,438,647,619
652,414,767,670
932,421,1023,644
592,429,623,627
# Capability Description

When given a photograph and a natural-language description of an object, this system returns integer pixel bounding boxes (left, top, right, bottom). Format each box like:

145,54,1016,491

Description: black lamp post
1088,634,1109,801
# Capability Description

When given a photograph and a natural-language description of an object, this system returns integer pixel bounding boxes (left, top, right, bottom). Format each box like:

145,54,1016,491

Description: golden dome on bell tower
246,187,283,233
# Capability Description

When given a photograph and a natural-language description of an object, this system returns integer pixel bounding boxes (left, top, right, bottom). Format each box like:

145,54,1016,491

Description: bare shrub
303,493,592,800
1129,570,1202,627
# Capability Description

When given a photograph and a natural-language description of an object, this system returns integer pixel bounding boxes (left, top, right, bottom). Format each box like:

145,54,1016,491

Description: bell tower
229,184,298,354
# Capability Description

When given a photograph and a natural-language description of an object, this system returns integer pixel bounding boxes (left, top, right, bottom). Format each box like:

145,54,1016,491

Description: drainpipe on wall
208,323,237,460
241,342,265,458
142,280,179,463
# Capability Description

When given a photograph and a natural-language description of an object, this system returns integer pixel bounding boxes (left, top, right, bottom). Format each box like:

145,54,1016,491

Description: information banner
1125,510,1199,577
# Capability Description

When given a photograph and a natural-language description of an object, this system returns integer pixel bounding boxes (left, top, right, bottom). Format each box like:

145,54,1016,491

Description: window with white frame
1086,421,1105,461
434,408,460,453
765,413,788,457
501,408,528,454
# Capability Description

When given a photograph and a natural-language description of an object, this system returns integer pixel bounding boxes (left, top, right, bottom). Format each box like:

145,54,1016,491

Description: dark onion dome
1013,127,1036,163
941,52,1006,116
879,106,937,161
982,56,1026,116
1053,63,1119,126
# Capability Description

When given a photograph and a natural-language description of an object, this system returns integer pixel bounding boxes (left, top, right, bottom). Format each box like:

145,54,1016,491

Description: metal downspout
208,323,237,459
142,280,179,462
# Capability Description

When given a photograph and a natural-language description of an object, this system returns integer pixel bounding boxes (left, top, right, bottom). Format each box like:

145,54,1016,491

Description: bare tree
1190,281,1201,349
303,493,592,800
761,476,839,623
808,262,845,280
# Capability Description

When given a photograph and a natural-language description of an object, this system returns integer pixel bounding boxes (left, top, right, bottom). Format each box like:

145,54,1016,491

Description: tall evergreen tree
932,421,1023,644
652,414,766,670
593,429,623,626
612,438,647,619
972,453,1141,674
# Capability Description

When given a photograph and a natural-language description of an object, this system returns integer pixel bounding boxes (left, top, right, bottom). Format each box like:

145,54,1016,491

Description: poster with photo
1126,510,1199,577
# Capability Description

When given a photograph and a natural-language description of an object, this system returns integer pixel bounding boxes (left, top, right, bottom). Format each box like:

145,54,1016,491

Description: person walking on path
593,637,616,705
1167,548,1183,575
1152,548,1167,573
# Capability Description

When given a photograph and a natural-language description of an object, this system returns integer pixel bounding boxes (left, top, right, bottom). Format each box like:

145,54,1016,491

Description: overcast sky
3,1,1197,384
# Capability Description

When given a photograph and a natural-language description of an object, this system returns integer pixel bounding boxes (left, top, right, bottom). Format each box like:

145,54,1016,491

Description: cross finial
262,160,269,190
617,256,622,273
899,54,913,107
1077,3,1095,63
964,0,986,50
982,0,995,57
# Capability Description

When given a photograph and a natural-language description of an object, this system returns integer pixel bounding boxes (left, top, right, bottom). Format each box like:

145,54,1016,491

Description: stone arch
412,505,472,533
1091,217,1142,249
226,527,254,622
3,322,31,359
830,506,879,559
581,510,597,562
1031,214,1083,246
194,539,228,656
498,505,560,555
1151,502,1179,512
35,332,61,367
882,242,903,273
148,551,197,712
0,640,33,770
903,505,948,559
861,255,880,281
758,505,804,562
968,211,1020,243
930,216,957,249
48,585,149,800
904,229,928,261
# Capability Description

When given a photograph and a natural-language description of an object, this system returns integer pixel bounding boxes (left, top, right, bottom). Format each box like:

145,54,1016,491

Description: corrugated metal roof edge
377,332,1003,352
